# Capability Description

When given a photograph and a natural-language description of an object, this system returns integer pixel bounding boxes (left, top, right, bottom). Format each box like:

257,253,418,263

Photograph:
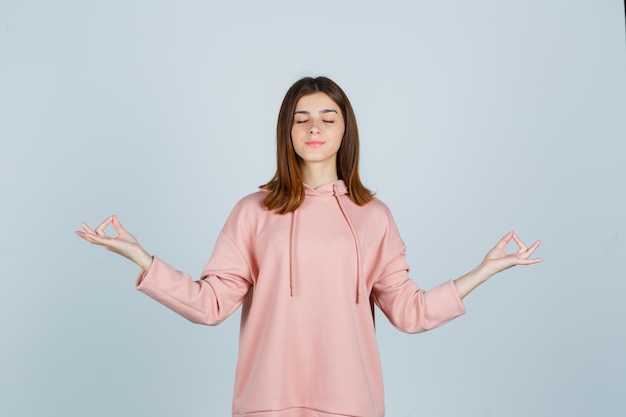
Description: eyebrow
294,109,339,115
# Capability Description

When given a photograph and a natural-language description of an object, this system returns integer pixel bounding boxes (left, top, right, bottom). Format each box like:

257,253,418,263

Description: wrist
472,262,495,284
133,250,153,272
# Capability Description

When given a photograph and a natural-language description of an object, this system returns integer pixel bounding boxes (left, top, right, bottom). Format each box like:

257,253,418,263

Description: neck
300,163,339,189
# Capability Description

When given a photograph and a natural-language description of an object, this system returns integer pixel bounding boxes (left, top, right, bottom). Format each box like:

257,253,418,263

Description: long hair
260,76,374,214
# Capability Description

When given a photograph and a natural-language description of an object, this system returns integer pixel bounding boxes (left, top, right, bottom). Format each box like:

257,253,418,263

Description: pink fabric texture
136,180,466,417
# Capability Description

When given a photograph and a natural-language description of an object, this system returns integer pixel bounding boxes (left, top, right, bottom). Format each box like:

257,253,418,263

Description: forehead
295,92,340,111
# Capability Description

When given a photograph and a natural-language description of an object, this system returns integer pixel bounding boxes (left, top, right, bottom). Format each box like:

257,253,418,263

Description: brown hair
260,76,375,214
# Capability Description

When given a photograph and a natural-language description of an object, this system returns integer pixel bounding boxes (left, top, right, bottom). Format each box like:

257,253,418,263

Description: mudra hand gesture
453,231,542,299
482,231,542,274
75,215,153,271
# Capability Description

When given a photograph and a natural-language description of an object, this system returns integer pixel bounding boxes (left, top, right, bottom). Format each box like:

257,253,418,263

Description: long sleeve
371,260,465,333
136,231,253,326
368,207,465,334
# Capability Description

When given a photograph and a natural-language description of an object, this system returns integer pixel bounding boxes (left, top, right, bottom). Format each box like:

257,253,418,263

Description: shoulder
233,190,267,210
227,190,269,219
355,196,396,222
367,196,393,214
222,191,272,240
345,196,400,237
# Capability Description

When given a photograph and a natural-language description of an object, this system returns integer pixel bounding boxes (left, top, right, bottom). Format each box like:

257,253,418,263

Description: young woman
76,76,542,417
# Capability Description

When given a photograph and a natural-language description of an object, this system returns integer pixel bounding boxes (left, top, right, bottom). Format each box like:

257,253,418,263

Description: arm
76,215,253,325
371,231,541,333
454,231,542,299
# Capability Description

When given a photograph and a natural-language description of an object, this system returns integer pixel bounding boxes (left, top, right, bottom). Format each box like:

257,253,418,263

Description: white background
1,1,625,416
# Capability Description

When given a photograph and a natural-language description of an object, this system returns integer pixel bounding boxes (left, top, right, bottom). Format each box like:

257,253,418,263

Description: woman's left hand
480,231,542,276
454,231,542,299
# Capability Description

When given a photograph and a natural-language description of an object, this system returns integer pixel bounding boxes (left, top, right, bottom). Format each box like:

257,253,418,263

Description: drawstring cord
290,210,297,296
333,184,364,303
288,182,363,303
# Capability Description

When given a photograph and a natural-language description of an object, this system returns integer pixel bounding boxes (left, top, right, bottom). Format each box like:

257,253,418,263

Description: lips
305,140,324,148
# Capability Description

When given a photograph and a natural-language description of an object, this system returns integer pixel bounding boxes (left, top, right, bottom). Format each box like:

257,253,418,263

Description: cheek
336,126,346,141
291,125,304,138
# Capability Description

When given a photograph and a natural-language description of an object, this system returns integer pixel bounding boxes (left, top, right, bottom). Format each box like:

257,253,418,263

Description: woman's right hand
76,215,153,271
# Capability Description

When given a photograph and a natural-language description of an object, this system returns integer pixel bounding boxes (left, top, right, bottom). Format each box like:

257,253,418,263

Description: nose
309,122,321,134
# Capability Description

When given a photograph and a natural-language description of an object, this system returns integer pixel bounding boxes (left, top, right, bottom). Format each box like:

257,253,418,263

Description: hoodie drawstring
333,184,364,304
288,181,364,303
290,209,297,297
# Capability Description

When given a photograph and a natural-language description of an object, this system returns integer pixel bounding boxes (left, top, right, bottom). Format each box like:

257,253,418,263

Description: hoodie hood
290,180,364,303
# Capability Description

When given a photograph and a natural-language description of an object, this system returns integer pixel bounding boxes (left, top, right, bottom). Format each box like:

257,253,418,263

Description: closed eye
295,120,309,124
323,120,334,123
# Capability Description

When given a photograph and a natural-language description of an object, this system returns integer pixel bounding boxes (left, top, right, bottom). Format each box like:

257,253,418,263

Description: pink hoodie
136,180,466,417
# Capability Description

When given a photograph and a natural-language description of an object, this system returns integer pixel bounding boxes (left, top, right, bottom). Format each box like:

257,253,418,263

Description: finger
520,240,541,258
111,215,126,234
518,257,543,265
495,231,514,250
95,216,114,236
512,233,528,253
80,222,96,234
76,230,105,245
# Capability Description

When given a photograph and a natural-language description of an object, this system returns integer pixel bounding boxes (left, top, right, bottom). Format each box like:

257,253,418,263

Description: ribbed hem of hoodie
233,406,376,417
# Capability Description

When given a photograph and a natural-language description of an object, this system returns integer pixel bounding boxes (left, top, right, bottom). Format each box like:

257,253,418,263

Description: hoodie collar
303,179,348,196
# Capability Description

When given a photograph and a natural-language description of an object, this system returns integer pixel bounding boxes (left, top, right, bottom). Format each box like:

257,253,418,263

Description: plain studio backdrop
1,1,624,416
